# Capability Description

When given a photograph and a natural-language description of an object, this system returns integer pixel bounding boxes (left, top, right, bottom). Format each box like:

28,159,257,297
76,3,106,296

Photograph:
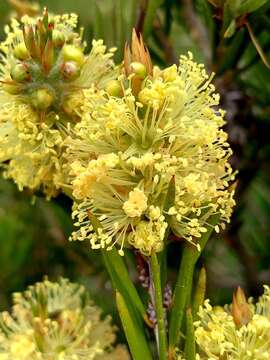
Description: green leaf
163,176,175,213
184,308,196,360
102,249,148,321
143,0,164,38
222,1,235,34
192,267,206,320
93,3,104,40
87,211,148,323
169,215,219,350
217,29,246,74
116,292,153,360
224,19,236,38
126,0,138,39
115,0,125,60
237,0,269,16
207,0,225,7
246,21,270,69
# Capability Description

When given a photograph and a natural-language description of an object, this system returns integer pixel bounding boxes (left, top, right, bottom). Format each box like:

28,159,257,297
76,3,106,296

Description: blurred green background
0,0,270,317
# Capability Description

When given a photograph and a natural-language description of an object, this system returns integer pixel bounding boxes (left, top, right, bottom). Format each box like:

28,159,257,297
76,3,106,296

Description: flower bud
130,62,147,79
62,45,84,66
13,43,29,60
10,63,31,83
52,30,65,48
124,30,153,77
61,61,80,81
232,287,252,328
30,88,54,110
105,80,123,97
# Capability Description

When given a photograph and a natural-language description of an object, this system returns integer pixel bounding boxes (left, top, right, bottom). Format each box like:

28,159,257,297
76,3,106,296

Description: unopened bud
31,88,54,110
13,43,29,60
61,61,80,81
232,287,252,328
10,63,31,83
62,45,84,66
52,30,65,48
130,62,147,79
105,80,123,97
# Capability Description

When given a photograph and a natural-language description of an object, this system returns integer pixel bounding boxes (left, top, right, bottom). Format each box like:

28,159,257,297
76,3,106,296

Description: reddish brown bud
42,39,54,72
124,29,153,77
23,25,39,59
232,287,252,328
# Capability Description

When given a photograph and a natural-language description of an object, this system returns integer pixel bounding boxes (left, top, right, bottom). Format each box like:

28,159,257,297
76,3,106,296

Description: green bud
130,62,147,79
31,88,54,110
62,45,84,66
52,30,65,48
105,80,123,97
10,63,31,83
2,82,21,95
61,61,80,81
13,43,29,60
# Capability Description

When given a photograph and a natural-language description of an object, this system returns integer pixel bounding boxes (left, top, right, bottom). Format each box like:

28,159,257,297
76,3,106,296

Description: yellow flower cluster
0,278,129,360
68,52,235,256
195,286,270,359
0,10,116,198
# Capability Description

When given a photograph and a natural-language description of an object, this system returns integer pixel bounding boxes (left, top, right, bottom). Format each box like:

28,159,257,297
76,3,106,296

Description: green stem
169,216,219,353
150,253,167,360
168,243,196,353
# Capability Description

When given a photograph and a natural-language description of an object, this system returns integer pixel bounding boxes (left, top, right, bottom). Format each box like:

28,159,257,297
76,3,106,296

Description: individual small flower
123,188,148,218
0,8,116,198
67,40,235,256
194,285,270,359
0,278,129,360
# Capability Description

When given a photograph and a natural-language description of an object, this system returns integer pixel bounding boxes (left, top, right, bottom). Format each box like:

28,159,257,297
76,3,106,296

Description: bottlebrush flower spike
0,278,130,360
195,286,270,359
67,50,235,256
0,8,117,197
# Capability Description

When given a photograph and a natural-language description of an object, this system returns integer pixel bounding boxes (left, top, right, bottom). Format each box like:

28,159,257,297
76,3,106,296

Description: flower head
195,286,270,359
0,278,129,360
0,9,116,197
68,51,235,256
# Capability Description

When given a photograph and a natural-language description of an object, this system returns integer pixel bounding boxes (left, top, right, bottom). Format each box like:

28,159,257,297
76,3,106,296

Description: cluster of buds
2,8,85,118
105,29,153,97
0,8,115,196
